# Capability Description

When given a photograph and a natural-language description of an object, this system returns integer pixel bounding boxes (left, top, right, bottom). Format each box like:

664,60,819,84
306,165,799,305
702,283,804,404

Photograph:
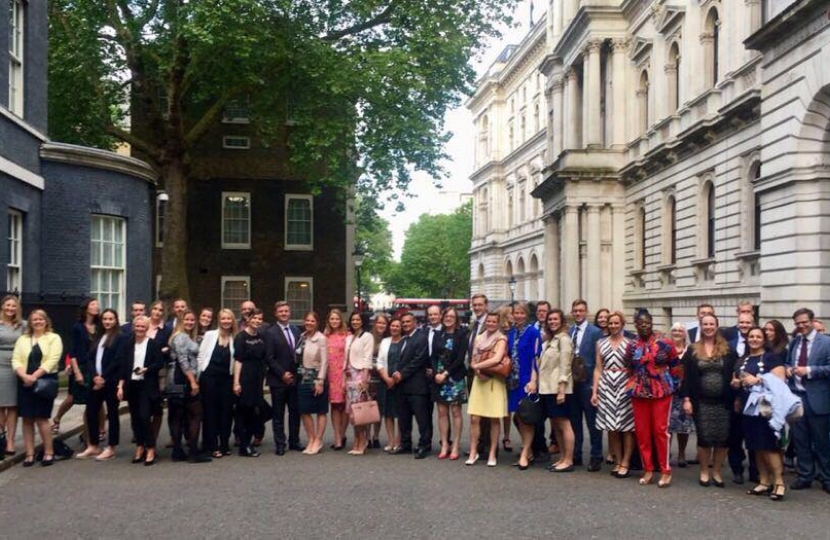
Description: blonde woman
198,308,237,458
0,295,25,458
668,322,695,468
325,309,349,450
12,310,62,466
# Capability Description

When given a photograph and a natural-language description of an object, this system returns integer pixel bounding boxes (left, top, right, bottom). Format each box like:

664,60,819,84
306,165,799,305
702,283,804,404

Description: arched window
639,205,647,269
706,182,716,258
478,263,485,282
508,189,515,227
753,164,762,251
517,257,526,300
667,43,681,114
518,186,526,224
638,70,650,134
529,254,539,300
704,8,720,88
665,195,677,264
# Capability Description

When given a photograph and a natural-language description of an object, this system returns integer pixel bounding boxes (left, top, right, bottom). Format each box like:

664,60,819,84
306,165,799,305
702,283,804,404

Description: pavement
1,400,830,539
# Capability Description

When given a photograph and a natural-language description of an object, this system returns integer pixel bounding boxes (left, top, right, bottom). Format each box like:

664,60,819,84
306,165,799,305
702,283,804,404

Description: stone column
551,76,564,159
610,39,628,148
563,0,578,27
565,68,580,150
665,62,678,115
563,205,580,307
746,0,762,34
586,205,602,309
584,40,603,148
544,213,560,307
611,205,626,310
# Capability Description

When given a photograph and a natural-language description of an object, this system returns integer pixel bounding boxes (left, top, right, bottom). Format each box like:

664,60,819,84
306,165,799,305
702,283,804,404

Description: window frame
7,209,22,293
284,194,314,251
90,215,127,317
285,276,314,324
221,276,250,316
221,191,251,250
155,196,166,248
222,136,251,150
8,0,24,116
222,95,251,124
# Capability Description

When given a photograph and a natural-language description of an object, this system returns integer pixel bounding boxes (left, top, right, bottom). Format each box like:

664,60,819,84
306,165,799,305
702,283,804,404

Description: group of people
0,292,828,503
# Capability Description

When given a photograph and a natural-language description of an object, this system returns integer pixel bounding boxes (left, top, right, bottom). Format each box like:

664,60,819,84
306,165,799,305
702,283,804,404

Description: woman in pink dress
325,309,349,450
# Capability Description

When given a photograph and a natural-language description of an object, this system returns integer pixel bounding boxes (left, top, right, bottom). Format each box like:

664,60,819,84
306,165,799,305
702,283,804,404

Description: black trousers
87,383,120,447
728,410,758,479
126,381,156,448
168,396,202,456
235,403,261,448
792,398,830,484
399,393,431,450
201,374,233,452
270,385,300,449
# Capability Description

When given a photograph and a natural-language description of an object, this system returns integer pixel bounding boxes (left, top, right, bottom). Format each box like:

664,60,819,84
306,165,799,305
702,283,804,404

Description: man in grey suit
787,307,830,493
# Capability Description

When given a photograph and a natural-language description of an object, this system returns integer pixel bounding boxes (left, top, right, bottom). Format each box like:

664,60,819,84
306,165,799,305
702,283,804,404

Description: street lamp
508,276,517,305
353,245,365,311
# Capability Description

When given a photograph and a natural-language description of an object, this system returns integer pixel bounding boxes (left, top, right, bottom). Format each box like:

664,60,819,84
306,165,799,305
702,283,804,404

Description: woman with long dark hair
234,308,268,458
368,313,390,449
377,318,403,452
432,307,468,460
117,316,165,465
763,320,789,355
196,307,215,343
297,311,328,455
345,311,374,455
77,308,126,461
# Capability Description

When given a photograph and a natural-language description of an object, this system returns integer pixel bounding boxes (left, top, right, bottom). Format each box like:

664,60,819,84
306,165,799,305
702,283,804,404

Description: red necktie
798,337,808,367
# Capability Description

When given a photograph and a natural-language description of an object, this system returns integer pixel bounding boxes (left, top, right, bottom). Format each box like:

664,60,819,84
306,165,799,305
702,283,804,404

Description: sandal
502,438,513,453
638,473,654,485
747,484,771,495
770,484,786,501
657,475,672,488
212,451,223,459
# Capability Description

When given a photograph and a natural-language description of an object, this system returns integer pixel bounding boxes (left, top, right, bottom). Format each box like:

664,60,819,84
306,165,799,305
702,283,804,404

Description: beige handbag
351,400,381,426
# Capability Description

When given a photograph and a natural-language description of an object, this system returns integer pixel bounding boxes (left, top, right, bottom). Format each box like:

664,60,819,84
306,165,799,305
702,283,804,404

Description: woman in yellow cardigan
13,309,62,467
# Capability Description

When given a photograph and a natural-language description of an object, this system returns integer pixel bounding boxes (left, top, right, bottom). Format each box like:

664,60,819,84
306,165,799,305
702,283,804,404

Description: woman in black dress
733,327,788,501
368,314,389,449
680,314,736,487
12,310,63,467
431,307,468,460
117,316,165,466
233,308,267,457
77,309,127,461
198,308,237,458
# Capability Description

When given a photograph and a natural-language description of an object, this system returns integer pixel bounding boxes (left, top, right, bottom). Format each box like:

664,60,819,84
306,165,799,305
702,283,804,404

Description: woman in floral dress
431,307,468,460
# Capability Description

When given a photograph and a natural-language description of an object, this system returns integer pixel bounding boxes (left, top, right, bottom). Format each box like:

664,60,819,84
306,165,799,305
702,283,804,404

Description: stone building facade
0,1,155,334
470,0,830,328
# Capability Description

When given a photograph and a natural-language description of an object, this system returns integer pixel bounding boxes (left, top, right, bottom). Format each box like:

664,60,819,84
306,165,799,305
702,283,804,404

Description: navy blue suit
568,322,604,463
787,331,830,486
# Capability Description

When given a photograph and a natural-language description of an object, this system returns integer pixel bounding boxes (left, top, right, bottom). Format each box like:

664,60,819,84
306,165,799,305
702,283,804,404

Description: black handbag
517,393,545,425
33,375,59,401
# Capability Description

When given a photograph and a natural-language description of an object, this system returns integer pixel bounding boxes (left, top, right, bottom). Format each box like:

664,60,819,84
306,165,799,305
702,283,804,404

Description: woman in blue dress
507,302,542,460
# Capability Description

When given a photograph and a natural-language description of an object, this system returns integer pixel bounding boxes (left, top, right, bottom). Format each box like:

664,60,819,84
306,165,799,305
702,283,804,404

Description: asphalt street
1,414,829,540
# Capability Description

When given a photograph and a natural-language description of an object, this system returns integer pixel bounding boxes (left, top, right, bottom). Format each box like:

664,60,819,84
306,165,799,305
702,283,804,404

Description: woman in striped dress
591,311,634,478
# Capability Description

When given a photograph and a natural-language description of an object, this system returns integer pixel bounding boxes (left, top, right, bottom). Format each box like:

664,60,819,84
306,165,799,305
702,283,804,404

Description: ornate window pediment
655,6,686,35
629,37,653,64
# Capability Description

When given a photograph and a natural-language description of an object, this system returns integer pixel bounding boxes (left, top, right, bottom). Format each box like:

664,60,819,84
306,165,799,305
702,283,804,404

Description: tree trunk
159,158,191,304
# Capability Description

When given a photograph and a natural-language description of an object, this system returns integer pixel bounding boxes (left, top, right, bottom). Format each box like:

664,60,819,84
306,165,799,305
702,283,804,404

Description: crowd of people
0,292,827,503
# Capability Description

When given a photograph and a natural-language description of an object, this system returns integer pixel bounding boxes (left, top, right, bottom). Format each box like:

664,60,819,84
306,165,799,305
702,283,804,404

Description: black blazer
119,337,165,400
397,330,430,396
679,346,737,410
88,332,128,383
432,328,469,381
265,324,301,388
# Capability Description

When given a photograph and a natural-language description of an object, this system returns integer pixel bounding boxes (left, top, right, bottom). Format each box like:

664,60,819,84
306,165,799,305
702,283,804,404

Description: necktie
798,336,808,367
284,326,294,349
572,326,580,354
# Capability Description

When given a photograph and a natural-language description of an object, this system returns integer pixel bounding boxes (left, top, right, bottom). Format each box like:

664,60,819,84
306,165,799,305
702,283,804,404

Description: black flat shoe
131,452,146,464
713,479,725,488
699,478,711,487
552,465,575,473
502,438,513,453
41,455,55,467
23,456,35,468
614,468,630,478
144,457,156,467
677,460,688,468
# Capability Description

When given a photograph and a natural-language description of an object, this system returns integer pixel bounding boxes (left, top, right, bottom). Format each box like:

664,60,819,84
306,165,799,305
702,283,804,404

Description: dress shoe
587,458,602,472
392,446,412,455
239,446,260,458
790,478,812,490
551,464,575,473
288,444,305,452
144,456,156,466
713,478,725,488
188,454,213,464
465,454,479,466
41,455,55,467
822,483,830,495
414,447,429,460
274,447,286,456
171,448,187,462
23,457,35,467
732,473,744,485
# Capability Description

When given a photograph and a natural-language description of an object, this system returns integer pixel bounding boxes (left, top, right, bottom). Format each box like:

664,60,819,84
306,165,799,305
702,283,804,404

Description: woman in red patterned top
625,311,682,488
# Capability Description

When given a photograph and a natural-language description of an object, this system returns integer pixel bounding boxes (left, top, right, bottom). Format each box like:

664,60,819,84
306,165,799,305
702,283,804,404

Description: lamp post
508,276,517,305
353,245,365,311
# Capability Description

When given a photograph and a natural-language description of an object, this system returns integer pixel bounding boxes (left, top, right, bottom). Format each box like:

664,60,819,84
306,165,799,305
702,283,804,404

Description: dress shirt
571,320,587,355
95,339,106,376
132,339,149,381
793,329,817,391
278,323,295,349
736,333,746,358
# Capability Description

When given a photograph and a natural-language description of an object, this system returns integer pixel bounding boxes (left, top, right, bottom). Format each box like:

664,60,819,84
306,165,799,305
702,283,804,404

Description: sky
380,0,538,258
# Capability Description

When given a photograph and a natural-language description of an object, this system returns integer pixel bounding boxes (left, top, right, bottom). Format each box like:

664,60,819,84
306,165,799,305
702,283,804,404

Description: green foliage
386,201,471,298
355,199,394,294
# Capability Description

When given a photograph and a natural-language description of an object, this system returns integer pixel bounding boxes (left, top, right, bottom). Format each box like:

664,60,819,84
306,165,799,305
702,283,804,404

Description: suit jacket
89,332,128,383
568,322,603,371
396,330,430,395
432,327,469,381
119,337,165,400
265,323,301,388
786,331,830,414
679,346,737,410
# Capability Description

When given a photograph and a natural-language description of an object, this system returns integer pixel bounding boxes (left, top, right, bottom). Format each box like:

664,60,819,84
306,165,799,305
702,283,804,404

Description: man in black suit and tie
393,312,432,459
265,301,303,455
424,304,443,446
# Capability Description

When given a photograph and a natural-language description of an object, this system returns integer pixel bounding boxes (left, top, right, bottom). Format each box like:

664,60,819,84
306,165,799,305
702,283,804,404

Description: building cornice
745,0,827,50
0,155,45,190
554,5,624,61
40,142,157,184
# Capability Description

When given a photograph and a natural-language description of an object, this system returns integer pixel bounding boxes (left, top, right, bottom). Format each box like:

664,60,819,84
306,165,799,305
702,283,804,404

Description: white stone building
470,0,830,328
468,20,549,304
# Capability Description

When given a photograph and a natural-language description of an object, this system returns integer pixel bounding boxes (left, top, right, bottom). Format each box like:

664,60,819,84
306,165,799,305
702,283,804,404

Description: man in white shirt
534,301,550,332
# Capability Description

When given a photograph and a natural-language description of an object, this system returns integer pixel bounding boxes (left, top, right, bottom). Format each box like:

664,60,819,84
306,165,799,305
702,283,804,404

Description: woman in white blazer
344,311,374,455
197,309,237,458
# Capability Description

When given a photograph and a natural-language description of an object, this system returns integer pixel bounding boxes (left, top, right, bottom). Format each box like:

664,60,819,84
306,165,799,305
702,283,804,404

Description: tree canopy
385,201,471,298
48,0,517,301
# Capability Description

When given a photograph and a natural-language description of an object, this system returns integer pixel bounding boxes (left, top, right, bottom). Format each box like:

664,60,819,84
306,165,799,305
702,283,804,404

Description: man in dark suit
721,301,754,344
424,304,443,447
120,300,146,334
787,307,830,493
393,312,432,458
568,299,604,471
727,311,758,484
265,301,303,455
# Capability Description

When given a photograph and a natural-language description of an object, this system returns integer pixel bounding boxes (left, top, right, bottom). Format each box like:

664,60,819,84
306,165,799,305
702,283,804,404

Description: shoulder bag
481,349,511,379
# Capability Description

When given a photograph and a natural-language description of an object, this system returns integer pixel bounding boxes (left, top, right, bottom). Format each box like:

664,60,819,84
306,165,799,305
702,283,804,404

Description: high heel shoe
502,438,513,453
465,454,479,466
613,467,630,478
638,473,654,485
657,475,672,488
712,477,725,488
770,483,786,501
699,477,712,487
747,484,771,496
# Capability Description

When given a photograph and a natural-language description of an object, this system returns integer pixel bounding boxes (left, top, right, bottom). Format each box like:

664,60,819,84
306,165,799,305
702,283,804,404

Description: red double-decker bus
390,298,471,322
